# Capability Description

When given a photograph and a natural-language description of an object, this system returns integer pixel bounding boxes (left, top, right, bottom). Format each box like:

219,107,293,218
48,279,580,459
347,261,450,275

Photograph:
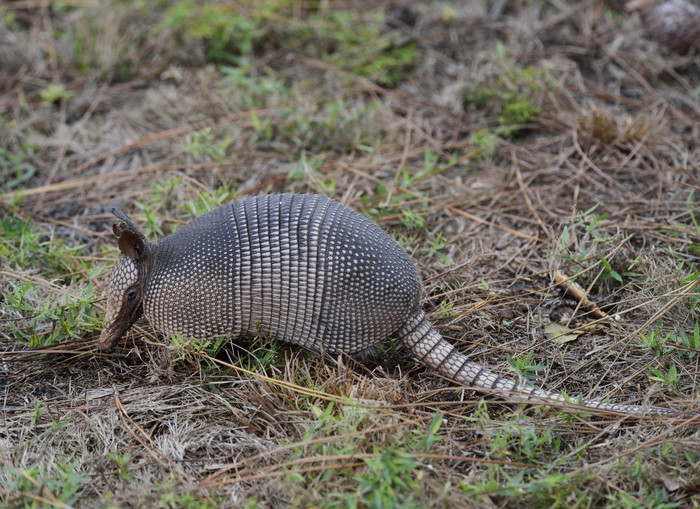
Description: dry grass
1,0,699,507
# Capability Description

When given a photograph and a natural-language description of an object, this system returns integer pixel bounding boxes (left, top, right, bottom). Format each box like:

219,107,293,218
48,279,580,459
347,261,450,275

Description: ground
0,0,699,507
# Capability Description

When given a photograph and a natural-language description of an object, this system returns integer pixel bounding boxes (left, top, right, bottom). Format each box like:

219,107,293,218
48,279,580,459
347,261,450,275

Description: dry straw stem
554,270,609,320
200,352,356,405
337,162,541,242
203,451,536,488
114,394,194,481
0,108,280,203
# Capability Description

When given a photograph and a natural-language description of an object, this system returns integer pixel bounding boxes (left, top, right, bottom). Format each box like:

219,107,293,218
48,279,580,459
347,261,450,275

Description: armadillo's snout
99,255,145,352
97,328,121,351
98,299,143,351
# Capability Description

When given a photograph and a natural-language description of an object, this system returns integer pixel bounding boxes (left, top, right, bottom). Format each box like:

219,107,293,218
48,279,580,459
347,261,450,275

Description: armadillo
99,193,685,416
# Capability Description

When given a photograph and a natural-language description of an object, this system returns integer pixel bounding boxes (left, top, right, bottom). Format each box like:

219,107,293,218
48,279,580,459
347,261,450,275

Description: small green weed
1,460,88,508
249,109,274,142
131,178,233,237
599,255,623,285
469,128,498,158
668,322,699,360
554,204,649,294
559,205,609,256
648,364,678,391
156,477,221,509
28,400,43,430
418,232,449,262
435,300,456,319
416,410,444,452
465,43,553,136
181,184,235,219
276,99,381,153
5,281,101,347
481,279,494,294
240,336,282,373
506,351,547,382
287,151,333,193
0,214,99,280
604,486,683,508
640,328,668,357
402,149,457,188
170,329,276,373
460,471,582,502
352,449,423,509
133,199,166,238
470,401,566,463
0,6,17,27
168,333,218,364
399,209,425,231
365,150,461,232
0,147,36,191
149,174,183,211
320,10,418,87
184,127,231,163
639,324,699,360
220,60,289,110
106,452,133,484
162,1,263,65
39,84,73,105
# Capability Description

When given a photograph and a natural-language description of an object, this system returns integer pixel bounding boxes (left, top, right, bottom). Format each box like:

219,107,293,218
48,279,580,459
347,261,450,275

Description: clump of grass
280,404,444,508
52,1,159,81
127,175,236,239
576,106,659,153
0,213,100,281
163,0,418,87
319,10,419,87
0,212,103,347
454,42,556,137
162,0,264,65
554,205,642,292
2,459,88,507
0,146,36,192
219,60,290,110
4,280,100,347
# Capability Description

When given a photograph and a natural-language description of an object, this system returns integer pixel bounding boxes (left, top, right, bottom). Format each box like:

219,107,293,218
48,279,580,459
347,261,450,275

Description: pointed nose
97,328,121,351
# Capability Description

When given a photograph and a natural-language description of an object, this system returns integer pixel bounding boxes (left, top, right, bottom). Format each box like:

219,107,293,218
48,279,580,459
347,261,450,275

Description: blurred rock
628,0,700,54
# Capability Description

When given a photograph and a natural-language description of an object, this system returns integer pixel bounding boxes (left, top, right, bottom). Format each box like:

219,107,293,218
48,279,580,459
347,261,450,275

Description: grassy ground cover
1,1,698,507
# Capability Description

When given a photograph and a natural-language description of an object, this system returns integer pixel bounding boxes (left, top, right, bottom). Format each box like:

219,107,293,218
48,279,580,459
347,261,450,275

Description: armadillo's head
98,209,153,351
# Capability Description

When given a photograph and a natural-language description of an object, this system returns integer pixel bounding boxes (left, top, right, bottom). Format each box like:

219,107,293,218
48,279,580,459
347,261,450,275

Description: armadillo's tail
396,307,689,417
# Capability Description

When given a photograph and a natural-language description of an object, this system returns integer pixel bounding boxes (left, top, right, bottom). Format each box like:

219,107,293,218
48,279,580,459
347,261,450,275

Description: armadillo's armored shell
143,194,423,354
101,194,690,417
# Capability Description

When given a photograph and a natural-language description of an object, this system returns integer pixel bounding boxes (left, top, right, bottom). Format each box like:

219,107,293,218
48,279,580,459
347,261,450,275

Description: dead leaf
545,323,581,344
658,470,681,492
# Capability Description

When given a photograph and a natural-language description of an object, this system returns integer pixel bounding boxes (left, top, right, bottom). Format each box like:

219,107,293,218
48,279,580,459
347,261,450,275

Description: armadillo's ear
117,229,148,260
111,208,150,261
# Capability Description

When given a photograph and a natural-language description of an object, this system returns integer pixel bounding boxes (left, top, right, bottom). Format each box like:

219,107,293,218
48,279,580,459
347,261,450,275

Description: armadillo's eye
126,289,138,301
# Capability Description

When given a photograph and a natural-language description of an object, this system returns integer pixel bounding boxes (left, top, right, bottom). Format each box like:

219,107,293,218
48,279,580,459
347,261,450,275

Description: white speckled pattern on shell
104,257,138,333
143,194,421,355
